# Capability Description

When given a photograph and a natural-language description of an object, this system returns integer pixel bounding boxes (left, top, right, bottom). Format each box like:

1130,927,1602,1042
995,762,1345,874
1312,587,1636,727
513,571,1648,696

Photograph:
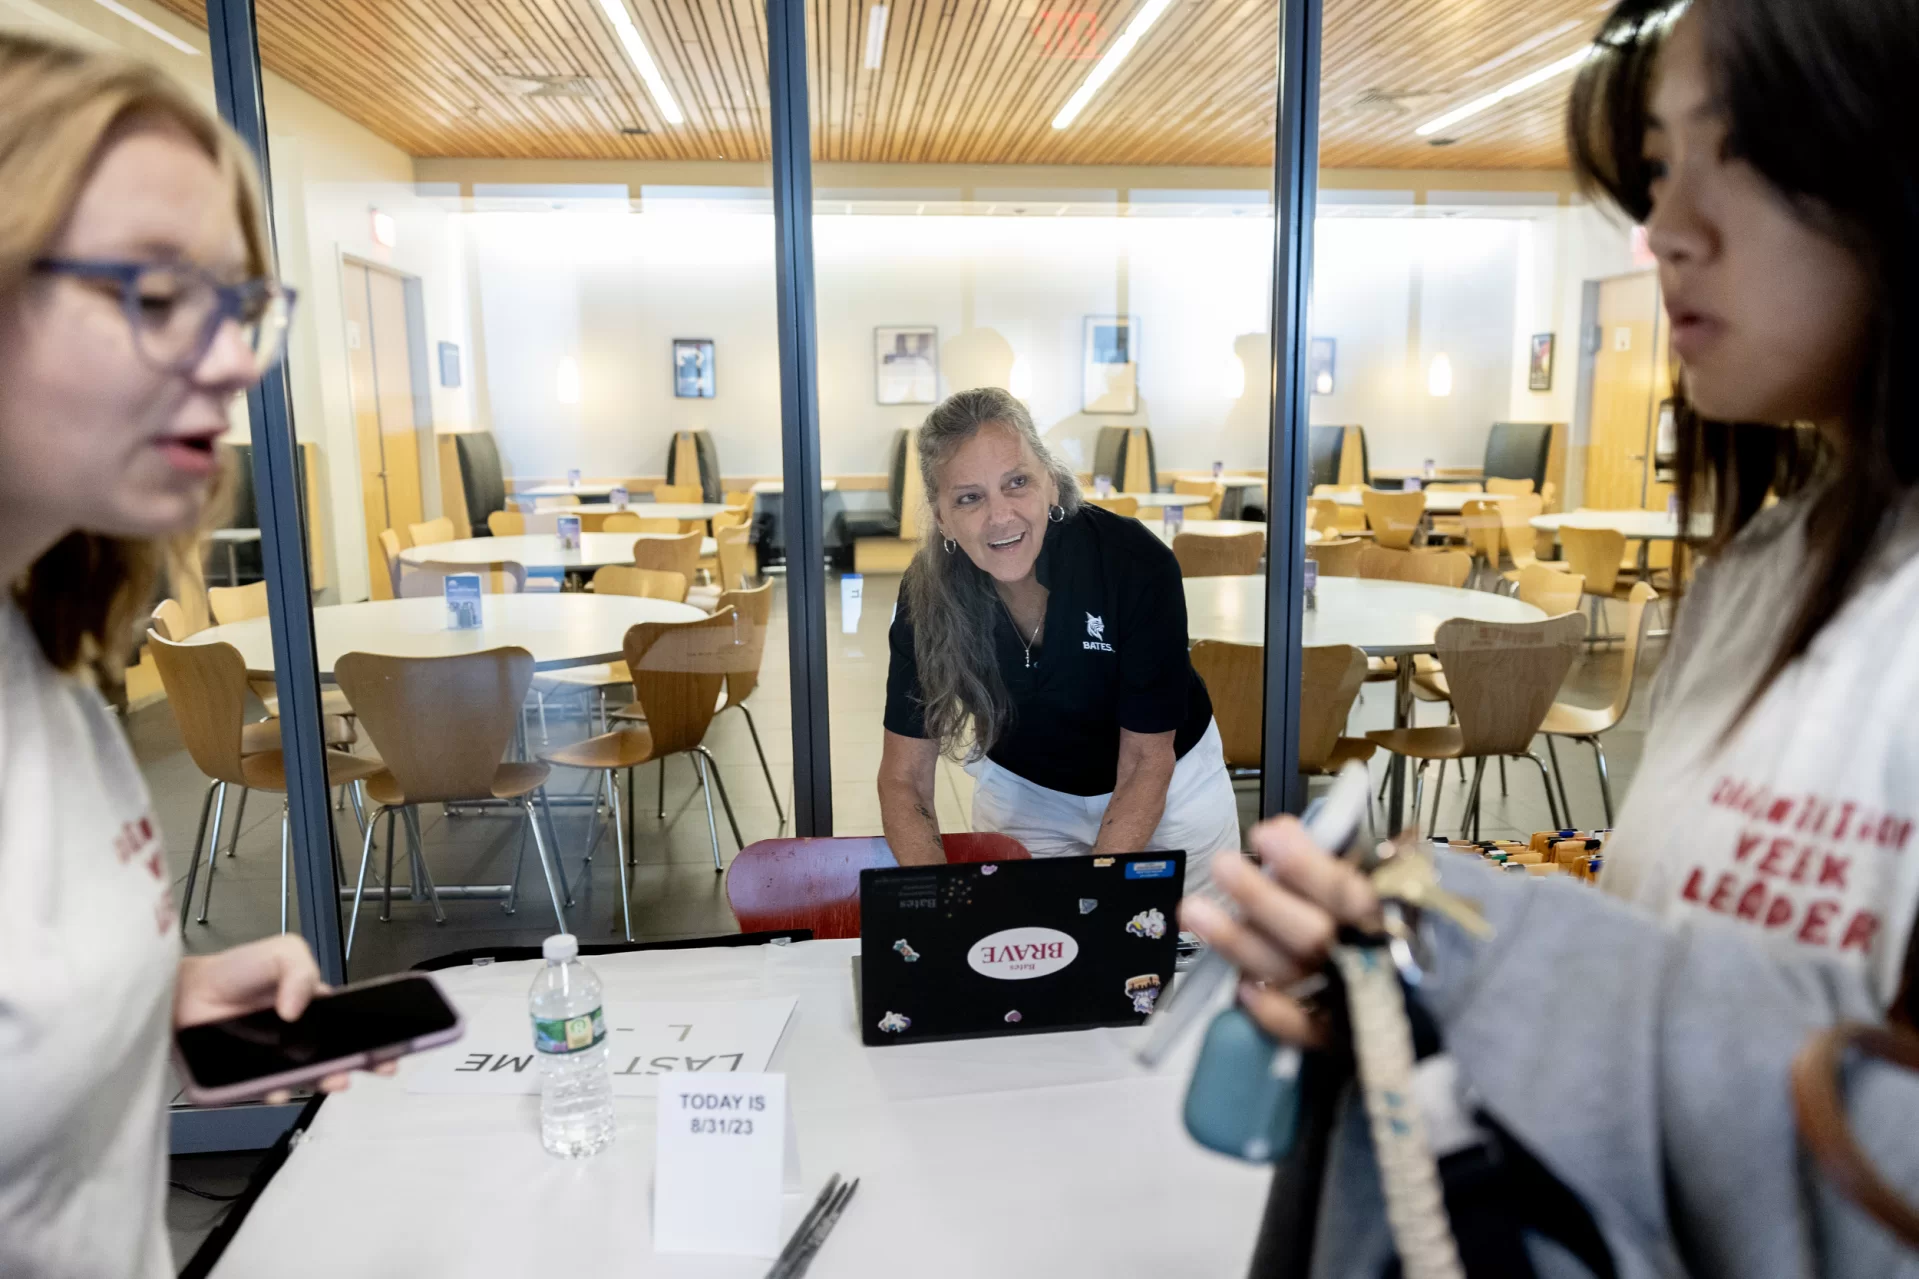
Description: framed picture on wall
875,326,939,404
1529,333,1555,392
1082,315,1139,414
1308,336,1336,396
673,339,716,399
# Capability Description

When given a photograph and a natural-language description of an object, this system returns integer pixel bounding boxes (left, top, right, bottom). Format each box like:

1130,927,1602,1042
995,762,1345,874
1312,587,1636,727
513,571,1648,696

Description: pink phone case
174,972,465,1107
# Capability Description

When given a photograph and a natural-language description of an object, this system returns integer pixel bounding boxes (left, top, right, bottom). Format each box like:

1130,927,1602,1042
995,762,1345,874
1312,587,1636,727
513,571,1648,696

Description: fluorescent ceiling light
864,5,888,70
598,0,684,126
1051,0,1174,130
1415,47,1591,138
89,0,198,56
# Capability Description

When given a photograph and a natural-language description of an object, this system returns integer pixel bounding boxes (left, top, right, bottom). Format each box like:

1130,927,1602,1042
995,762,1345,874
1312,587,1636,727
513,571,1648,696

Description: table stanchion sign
557,515,582,550
1094,474,1113,498
525,565,564,593
1212,460,1224,478
1304,557,1318,611
567,468,582,489
841,574,863,637
611,485,630,510
1405,476,1423,493
654,1072,797,1257
444,573,483,630
1163,503,1184,537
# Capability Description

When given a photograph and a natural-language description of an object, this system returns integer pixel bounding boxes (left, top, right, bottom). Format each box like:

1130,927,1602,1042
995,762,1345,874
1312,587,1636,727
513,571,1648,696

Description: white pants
967,720,1242,879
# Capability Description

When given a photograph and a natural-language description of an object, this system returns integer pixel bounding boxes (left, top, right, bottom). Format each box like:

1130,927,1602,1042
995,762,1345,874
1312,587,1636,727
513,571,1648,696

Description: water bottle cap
543,934,578,962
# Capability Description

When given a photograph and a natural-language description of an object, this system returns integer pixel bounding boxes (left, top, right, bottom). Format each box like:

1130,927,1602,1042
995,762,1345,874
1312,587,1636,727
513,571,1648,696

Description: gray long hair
904,388,1083,760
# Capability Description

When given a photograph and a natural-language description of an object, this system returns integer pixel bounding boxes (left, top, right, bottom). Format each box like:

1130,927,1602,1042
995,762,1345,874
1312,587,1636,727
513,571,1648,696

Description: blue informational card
525,565,565,593
567,468,582,488
557,515,582,550
610,485,629,509
1163,503,1184,533
444,574,484,630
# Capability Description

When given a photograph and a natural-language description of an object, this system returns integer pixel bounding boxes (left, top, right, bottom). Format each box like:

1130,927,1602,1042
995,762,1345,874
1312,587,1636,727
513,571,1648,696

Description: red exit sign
1033,10,1102,59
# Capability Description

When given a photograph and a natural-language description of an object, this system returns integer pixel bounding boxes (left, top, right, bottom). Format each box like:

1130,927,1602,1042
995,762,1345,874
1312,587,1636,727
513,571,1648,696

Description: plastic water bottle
529,934,615,1157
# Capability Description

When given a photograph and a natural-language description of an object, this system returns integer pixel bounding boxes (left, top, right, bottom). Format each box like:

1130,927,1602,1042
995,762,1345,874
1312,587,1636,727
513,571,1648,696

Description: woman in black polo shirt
878,387,1239,868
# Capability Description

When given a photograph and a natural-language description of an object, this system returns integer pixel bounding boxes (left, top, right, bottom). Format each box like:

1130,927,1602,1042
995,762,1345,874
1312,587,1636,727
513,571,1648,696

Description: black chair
1307,424,1369,492
665,429,724,504
1483,422,1553,493
841,428,910,542
453,431,507,537
1091,425,1157,493
216,443,307,582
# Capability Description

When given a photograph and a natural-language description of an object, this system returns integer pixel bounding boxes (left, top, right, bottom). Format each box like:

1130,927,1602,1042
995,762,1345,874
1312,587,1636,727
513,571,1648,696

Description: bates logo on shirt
968,927,1080,979
1082,612,1114,653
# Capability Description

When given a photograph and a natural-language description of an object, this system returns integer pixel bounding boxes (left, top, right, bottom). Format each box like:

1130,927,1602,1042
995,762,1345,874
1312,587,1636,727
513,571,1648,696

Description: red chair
725,834,1030,940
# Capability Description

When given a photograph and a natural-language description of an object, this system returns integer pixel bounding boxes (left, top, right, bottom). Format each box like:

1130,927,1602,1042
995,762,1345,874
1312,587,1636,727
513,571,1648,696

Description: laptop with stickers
858,851,1185,1047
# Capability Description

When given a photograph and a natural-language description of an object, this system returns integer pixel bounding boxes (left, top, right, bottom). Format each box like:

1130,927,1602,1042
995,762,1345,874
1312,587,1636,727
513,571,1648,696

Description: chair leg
657,756,667,821
608,769,633,943
521,796,569,934
346,805,383,962
539,788,573,907
1524,752,1564,830
1409,761,1427,837
1497,756,1507,796
1426,760,1447,839
582,771,608,864
695,747,744,852
347,778,368,838
1545,736,1574,829
225,785,249,857
738,704,785,825
195,783,230,926
278,802,292,934
380,808,398,922
504,816,528,916
179,780,217,936
1433,759,1447,800
1588,737,1616,827
1462,758,1486,841
403,806,446,925
689,751,725,872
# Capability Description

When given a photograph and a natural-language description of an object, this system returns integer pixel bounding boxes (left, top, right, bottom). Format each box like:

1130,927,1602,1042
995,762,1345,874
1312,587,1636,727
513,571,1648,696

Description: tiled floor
152,568,1663,1258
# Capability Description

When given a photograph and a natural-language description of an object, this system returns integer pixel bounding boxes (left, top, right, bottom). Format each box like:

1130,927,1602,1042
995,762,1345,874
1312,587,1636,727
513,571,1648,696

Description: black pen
764,1174,840,1279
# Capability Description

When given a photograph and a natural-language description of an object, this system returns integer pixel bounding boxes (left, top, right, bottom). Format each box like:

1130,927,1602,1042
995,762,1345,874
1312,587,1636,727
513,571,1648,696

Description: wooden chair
1559,526,1636,642
712,581,783,822
535,567,690,731
487,510,525,537
399,559,527,597
334,647,570,956
653,482,702,505
724,489,755,510
1307,497,1341,535
151,599,194,642
1173,479,1224,520
1358,546,1471,588
1307,537,1364,578
149,634,377,934
1316,485,1370,536
208,581,268,626
1424,482,1482,493
632,517,684,534
1413,567,1585,705
378,529,404,598
1084,495,1139,517
710,504,751,533
1497,495,1569,581
1458,499,1506,586
1366,614,1585,837
634,531,705,608
1361,489,1426,550
1485,477,1535,497
1541,582,1658,826
1190,640,1375,782
540,611,744,939
592,565,687,602
726,834,1029,940
407,516,456,548
1172,530,1265,577
600,512,645,533
716,525,755,591
202,584,356,722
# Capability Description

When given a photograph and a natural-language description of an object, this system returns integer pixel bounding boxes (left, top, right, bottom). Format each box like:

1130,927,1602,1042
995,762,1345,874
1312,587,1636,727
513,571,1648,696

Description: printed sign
654,1073,788,1257
557,515,582,550
567,468,582,488
610,485,630,509
1163,504,1184,534
1094,474,1113,498
841,573,863,635
1212,460,1224,478
401,995,797,1097
525,565,565,593
967,926,1079,980
443,574,483,631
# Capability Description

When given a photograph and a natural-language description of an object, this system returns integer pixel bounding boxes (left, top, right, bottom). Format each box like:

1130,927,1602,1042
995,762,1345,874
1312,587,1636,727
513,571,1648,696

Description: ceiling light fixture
1051,0,1174,130
1414,46,1591,138
864,5,888,70
597,0,684,126
89,0,198,56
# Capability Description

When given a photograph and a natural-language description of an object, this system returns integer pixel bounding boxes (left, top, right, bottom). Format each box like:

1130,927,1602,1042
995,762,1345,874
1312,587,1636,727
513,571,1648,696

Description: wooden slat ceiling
150,0,1607,168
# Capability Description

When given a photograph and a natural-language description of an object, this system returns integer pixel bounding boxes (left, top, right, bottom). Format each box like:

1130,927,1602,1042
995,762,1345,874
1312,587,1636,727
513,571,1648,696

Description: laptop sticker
1126,907,1168,940
1125,974,1163,1016
968,927,1080,980
1124,860,1176,880
878,1012,911,1034
980,865,998,876
892,939,920,963
1078,898,1098,915
1003,1011,1022,1024
1093,858,1115,868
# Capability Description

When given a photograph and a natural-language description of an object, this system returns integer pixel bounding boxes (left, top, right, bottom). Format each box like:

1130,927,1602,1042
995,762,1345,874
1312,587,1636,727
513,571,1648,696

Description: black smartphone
173,972,464,1105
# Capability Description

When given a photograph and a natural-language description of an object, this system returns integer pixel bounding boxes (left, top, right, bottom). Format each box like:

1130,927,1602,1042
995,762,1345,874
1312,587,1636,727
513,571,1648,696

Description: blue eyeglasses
33,258,297,377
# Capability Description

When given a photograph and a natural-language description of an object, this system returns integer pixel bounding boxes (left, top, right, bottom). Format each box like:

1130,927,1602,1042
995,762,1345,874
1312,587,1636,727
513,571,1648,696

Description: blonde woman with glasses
0,35,379,1277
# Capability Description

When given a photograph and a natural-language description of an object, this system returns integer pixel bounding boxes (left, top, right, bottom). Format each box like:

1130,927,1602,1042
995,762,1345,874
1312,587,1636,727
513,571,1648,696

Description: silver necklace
999,597,1044,668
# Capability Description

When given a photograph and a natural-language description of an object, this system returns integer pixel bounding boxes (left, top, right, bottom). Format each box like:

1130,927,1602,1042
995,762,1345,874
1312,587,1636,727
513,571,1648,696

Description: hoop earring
1048,504,1066,524
943,537,957,554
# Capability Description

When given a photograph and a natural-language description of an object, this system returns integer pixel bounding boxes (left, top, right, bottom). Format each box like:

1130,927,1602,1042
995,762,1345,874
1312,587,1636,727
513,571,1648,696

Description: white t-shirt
0,598,178,1278
1604,493,1919,1006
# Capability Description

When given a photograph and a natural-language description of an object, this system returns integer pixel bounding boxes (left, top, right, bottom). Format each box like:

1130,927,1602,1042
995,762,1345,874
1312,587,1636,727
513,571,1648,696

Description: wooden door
343,261,426,600
1585,272,1666,511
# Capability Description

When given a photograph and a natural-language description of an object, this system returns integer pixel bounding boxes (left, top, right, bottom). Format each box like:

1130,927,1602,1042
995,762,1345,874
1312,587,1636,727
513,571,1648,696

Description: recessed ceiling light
1051,0,1175,130
864,5,888,70
1414,46,1591,138
88,0,197,56
597,0,684,126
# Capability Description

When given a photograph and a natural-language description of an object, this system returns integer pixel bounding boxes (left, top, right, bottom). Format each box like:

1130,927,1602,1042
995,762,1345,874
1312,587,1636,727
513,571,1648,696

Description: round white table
514,482,621,500
1140,518,1269,548
1115,491,1215,508
187,594,707,678
532,501,729,523
1183,575,1544,650
1330,489,1511,515
1530,508,1705,541
400,533,717,572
